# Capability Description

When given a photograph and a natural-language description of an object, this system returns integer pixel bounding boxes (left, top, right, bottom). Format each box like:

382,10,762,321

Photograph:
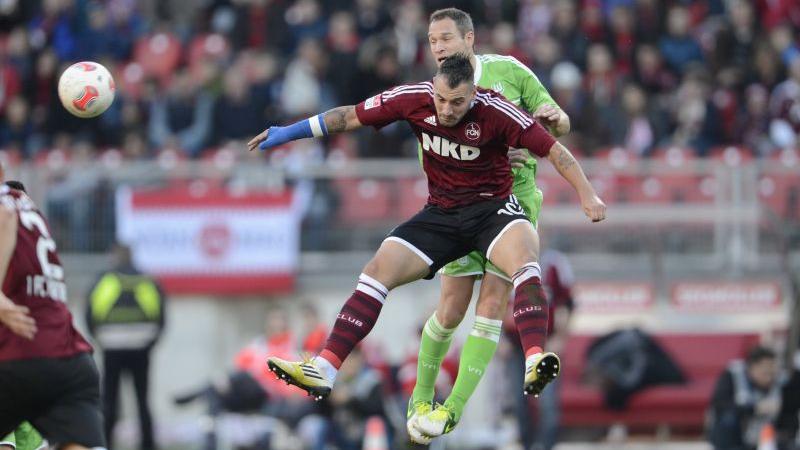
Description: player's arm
247,106,363,152
0,203,37,339
546,142,606,222
512,57,570,137
508,116,605,222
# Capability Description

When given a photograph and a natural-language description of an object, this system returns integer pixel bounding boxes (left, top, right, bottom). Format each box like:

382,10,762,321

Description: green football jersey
474,54,558,188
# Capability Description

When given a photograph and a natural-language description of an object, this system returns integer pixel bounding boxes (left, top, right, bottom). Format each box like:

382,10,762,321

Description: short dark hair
5,181,26,192
437,54,474,89
429,7,474,37
746,346,776,366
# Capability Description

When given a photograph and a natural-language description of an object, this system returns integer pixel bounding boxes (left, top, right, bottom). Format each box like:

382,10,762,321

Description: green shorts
1,422,45,450
440,183,543,281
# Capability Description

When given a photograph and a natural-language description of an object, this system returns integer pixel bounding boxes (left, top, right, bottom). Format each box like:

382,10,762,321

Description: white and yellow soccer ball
57,61,116,118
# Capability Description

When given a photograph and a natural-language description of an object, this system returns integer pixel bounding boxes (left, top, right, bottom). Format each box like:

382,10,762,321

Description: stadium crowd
1,0,799,161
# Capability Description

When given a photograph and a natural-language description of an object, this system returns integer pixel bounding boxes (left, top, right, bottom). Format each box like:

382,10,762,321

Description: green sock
412,313,456,403
445,316,502,421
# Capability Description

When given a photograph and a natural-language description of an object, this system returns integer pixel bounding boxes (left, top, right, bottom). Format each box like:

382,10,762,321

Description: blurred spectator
583,328,686,411
668,71,722,156
324,346,389,450
738,84,776,156
530,35,560,89
633,43,677,95
148,69,213,156
605,83,665,156
549,0,588,68
284,0,327,52
353,0,391,38
326,12,361,104
491,22,529,66
300,302,328,355
606,5,636,76
713,0,757,75
659,6,705,75
279,38,333,118
213,66,267,146
769,56,800,150
707,346,784,450
0,97,35,156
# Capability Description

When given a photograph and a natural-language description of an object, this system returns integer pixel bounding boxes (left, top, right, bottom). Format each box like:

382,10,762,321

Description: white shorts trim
484,268,512,283
486,218,532,263
438,269,484,277
384,237,434,265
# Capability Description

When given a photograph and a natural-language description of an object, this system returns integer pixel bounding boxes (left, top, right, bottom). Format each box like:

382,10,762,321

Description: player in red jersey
0,164,106,450
249,55,605,413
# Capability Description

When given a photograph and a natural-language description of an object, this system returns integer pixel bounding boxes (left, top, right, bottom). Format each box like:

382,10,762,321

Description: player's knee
361,257,400,290
438,293,468,328
476,294,507,319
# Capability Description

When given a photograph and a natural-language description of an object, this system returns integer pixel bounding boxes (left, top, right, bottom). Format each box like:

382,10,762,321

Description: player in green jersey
407,8,604,444
1,423,46,450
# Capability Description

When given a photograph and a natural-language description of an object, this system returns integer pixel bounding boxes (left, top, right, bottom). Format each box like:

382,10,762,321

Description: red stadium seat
117,62,146,100
33,148,70,171
709,146,755,167
594,146,640,171
759,173,800,219
395,177,428,220
651,146,698,170
187,34,231,67
0,148,23,168
773,147,799,169
537,172,578,205
334,179,393,225
133,32,182,82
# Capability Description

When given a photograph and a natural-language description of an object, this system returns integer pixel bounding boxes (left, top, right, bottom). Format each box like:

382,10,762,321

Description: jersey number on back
20,210,67,302
20,210,64,280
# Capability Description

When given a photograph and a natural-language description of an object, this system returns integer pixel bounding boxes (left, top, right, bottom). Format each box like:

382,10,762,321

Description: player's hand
508,148,532,168
0,294,37,340
580,193,606,222
247,128,271,152
533,104,562,127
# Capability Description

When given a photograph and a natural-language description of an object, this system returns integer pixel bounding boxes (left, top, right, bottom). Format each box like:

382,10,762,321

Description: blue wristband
259,114,328,150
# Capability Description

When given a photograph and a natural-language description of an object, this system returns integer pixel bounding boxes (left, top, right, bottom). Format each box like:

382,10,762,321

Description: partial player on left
0,163,106,450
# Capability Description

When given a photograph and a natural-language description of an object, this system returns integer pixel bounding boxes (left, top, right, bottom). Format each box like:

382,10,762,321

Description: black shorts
0,352,106,448
387,194,530,279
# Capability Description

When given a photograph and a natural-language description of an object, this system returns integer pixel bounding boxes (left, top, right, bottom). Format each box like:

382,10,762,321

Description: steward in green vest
85,244,165,450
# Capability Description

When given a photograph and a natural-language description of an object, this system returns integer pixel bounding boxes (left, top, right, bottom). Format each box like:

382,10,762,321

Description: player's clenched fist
580,194,607,222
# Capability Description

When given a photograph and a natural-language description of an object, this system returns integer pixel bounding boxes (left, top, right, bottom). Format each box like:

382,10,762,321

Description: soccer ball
57,61,115,118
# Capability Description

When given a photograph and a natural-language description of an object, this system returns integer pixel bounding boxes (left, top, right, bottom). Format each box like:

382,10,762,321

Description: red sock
319,274,387,369
511,263,549,358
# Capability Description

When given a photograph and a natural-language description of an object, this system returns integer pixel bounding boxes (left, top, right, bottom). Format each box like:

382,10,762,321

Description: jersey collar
473,54,482,85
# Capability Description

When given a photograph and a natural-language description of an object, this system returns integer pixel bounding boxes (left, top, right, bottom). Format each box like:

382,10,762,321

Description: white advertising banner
116,184,301,294
672,281,783,312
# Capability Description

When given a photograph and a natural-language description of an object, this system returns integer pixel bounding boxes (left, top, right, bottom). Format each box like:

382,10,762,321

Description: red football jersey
355,81,556,208
0,186,91,361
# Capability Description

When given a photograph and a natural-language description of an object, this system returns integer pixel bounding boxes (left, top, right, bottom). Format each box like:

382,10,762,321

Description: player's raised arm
546,142,606,222
247,105,364,152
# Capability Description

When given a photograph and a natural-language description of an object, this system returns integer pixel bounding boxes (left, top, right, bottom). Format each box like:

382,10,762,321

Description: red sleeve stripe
475,92,533,128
